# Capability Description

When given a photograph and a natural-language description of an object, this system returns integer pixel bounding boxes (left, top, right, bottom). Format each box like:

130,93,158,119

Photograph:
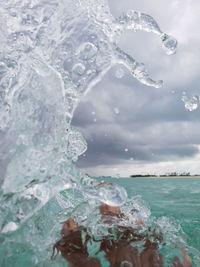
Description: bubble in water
181,94,199,111
78,42,98,61
115,67,124,78
72,63,86,75
161,33,178,55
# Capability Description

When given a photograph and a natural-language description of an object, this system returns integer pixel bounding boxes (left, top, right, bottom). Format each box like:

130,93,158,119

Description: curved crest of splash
0,0,180,265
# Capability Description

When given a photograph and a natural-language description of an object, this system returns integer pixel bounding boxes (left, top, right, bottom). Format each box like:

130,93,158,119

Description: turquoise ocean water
102,177,200,252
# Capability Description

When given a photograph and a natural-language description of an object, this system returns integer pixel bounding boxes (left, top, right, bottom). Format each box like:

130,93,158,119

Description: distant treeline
130,172,200,178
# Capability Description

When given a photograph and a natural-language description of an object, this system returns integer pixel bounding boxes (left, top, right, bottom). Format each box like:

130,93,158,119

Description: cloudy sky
72,0,200,177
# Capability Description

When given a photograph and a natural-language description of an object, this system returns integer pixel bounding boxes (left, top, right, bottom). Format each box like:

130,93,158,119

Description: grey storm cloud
76,135,198,168
72,0,200,176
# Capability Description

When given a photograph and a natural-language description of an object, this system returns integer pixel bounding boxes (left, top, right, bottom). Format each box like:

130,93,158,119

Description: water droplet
124,148,128,152
115,67,124,78
114,107,120,114
161,33,178,55
181,94,199,111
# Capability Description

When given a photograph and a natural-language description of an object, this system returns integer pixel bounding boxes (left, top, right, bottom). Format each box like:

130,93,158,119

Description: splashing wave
2,1,197,266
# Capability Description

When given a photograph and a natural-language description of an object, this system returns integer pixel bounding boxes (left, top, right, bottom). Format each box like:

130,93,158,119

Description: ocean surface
101,177,200,252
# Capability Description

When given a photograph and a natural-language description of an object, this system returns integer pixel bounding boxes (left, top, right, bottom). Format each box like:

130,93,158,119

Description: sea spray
0,0,195,266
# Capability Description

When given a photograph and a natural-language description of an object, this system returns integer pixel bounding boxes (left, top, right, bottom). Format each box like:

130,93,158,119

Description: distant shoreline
130,176,200,179
97,176,200,179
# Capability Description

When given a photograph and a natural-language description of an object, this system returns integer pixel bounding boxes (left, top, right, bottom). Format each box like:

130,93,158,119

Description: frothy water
0,0,198,266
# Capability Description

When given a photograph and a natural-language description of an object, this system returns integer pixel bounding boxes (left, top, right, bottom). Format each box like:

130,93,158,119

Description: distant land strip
130,173,200,178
